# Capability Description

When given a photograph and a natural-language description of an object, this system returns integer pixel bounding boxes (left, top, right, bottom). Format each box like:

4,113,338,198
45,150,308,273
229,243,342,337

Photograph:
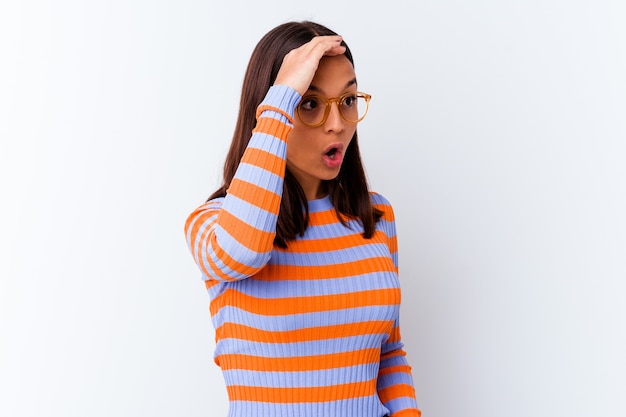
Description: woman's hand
274,35,346,96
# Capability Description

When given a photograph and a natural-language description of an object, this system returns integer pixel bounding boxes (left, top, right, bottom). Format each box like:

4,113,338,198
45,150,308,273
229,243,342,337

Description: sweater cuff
260,84,302,121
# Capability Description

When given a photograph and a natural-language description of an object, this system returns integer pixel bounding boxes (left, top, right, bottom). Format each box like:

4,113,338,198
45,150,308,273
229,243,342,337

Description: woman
185,21,421,417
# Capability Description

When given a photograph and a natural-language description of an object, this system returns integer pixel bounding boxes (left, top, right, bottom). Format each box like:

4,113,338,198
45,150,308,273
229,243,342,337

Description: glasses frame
296,91,372,127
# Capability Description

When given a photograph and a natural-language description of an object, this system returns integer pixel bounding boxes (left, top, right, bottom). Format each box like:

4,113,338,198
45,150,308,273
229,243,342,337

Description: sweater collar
307,194,332,213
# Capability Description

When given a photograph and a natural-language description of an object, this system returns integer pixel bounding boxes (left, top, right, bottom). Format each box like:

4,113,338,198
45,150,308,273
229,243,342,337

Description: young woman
185,21,421,417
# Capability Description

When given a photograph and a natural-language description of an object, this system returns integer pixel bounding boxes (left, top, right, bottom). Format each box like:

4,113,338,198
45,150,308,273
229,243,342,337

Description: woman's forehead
308,56,357,94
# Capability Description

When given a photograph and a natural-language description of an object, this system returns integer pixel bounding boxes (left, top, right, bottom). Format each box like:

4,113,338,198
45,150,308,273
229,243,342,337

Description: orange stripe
217,348,380,372
372,201,395,221
204,280,220,291
378,364,413,377
388,234,398,256
251,116,292,141
218,210,275,252
252,257,396,281
378,383,416,403
227,379,376,403
212,288,400,316
307,208,351,226
277,230,389,254
256,104,293,123
378,209,395,222
240,146,286,178
394,409,422,417
227,178,281,214
216,321,392,343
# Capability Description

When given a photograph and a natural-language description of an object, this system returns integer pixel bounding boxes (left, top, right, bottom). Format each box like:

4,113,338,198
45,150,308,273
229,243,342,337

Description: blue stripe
216,334,387,358
234,163,283,194
228,273,398,298
305,219,363,238
212,305,399,332
225,193,278,234
369,192,391,206
247,131,288,155
223,363,378,388
256,111,290,123
383,397,419,414
377,369,415,390
375,218,396,238
302,218,395,240
227,395,387,417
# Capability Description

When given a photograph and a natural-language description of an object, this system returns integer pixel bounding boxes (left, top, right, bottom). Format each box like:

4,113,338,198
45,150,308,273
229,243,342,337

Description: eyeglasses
296,91,371,127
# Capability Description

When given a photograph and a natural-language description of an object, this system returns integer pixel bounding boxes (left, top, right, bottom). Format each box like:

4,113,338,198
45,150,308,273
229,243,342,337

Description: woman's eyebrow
345,78,357,88
306,78,358,94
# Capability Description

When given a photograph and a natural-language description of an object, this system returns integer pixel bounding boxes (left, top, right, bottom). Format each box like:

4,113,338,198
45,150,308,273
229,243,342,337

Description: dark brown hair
209,21,382,248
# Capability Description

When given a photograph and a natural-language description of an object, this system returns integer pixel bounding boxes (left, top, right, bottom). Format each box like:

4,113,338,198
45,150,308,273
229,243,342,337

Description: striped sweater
185,85,421,417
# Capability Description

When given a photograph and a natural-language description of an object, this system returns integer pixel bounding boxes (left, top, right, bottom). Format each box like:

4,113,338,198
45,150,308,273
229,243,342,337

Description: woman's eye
300,97,320,111
342,95,357,107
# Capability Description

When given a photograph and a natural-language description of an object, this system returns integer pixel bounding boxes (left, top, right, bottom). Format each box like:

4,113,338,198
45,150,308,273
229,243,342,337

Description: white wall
1,1,625,416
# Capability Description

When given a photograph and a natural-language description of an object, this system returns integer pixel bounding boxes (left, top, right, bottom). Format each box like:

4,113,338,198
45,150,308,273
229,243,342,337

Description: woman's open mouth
322,143,344,168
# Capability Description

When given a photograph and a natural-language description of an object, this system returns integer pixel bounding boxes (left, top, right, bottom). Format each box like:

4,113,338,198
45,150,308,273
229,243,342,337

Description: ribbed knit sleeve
184,85,301,282
371,194,421,417
377,324,421,417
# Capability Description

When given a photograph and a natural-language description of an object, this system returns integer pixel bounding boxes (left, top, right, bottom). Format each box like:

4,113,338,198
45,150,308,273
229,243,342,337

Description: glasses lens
298,96,326,126
297,93,370,126
339,93,368,123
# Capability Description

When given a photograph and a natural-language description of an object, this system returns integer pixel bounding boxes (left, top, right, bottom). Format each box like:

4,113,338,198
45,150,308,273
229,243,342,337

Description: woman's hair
209,20,382,248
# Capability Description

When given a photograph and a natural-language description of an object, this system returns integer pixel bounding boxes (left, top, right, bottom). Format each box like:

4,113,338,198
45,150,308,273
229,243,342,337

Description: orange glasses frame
296,92,372,127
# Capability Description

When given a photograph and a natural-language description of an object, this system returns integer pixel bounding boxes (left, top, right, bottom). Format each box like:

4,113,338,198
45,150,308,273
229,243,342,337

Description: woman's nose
324,102,344,133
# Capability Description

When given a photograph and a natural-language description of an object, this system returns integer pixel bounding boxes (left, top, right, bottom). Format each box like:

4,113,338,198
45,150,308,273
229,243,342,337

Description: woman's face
286,55,358,200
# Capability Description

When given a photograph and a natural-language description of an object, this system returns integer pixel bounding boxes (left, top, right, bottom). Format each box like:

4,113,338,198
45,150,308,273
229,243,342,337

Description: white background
1,1,625,416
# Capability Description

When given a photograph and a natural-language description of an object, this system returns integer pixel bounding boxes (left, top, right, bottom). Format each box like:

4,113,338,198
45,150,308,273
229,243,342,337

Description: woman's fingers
274,36,345,96
310,35,345,56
